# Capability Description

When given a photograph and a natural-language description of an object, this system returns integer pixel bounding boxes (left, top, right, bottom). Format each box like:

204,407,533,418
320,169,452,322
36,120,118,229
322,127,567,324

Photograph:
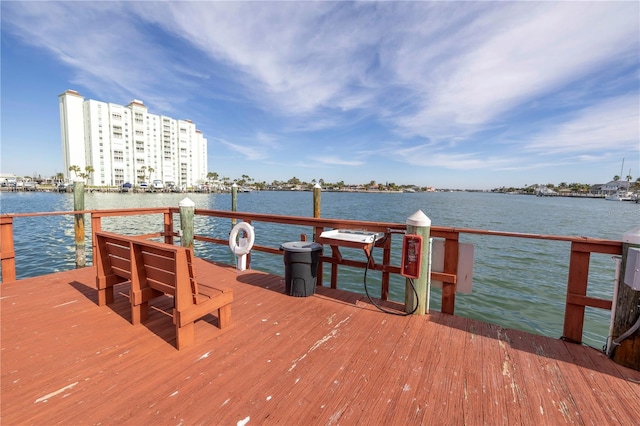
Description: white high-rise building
59,90,208,188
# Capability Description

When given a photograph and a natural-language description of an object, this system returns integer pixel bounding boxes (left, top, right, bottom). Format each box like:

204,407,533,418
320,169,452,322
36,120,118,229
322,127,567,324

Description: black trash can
280,241,323,297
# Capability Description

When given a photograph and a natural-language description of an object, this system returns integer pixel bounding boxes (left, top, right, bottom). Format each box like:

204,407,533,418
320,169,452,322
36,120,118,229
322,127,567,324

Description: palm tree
78,166,94,184
68,165,81,178
613,175,620,181
138,166,147,185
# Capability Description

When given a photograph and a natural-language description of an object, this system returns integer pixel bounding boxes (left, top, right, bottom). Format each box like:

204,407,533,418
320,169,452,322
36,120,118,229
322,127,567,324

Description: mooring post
405,210,431,315
73,180,86,268
313,183,322,284
611,225,640,370
231,183,238,227
179,197,195,250
313,183,321,218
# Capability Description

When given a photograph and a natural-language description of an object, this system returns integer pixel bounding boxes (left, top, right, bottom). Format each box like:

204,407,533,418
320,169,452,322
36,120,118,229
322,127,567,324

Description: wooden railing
0,208,622,344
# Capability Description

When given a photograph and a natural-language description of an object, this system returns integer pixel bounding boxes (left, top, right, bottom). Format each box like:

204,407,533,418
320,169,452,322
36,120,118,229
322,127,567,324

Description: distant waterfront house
600,180,631,196
589,184,605,195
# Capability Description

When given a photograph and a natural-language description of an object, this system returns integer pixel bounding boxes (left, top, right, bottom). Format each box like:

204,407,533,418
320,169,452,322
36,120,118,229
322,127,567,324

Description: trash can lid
280,241,323,252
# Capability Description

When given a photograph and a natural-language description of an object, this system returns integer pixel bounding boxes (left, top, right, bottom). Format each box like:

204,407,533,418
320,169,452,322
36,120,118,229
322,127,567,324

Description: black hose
363,245,419,316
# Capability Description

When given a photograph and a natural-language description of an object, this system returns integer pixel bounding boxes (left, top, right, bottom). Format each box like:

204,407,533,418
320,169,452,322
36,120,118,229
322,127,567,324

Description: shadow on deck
2,259,639,424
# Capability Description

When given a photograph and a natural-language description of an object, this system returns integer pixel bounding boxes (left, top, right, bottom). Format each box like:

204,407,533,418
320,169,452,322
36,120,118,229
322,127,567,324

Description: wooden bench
94,231,233,349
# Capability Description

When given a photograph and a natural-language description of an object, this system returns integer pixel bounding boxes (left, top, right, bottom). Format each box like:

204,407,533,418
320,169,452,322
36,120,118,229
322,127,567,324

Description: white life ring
229,222,255,256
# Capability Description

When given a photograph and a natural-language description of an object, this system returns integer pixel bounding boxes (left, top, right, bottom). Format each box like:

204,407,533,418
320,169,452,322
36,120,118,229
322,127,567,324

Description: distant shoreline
2,185,634,201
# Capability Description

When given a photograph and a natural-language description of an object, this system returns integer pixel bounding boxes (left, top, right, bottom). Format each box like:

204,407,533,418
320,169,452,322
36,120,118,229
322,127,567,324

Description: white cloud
215,138,269,161
137,2,364,115
2,1,637,185
316,156,365,167
525,95,640,154
1,2,198,115
391,3,639,141
397,149,513,171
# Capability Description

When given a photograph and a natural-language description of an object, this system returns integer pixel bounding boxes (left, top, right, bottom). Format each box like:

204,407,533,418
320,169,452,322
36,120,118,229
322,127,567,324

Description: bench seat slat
103,241,131,260
197,282,231,299
108,258,132,280
146,280,177,296
144,264,177,287
137,242,180,258
140,252,177,273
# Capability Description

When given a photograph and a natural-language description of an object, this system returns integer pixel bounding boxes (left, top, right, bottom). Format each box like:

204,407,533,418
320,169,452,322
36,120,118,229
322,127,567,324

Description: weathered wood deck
2,259,639,425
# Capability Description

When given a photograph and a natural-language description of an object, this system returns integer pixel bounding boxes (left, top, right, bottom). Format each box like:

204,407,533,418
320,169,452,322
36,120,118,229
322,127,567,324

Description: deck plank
2,259,639,425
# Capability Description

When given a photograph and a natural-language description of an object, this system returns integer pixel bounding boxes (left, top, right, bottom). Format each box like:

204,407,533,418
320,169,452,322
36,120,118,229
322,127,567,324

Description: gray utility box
624,247,640,291
280,241,323,297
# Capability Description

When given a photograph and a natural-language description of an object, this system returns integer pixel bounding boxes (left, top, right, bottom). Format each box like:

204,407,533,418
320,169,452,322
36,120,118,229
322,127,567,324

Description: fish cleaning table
316,229,385,266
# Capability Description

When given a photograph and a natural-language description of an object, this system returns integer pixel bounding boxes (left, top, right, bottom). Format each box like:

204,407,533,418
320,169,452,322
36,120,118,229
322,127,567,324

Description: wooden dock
2,259,639,425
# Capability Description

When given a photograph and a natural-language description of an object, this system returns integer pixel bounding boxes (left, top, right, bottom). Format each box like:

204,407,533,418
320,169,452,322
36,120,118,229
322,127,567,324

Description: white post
405,210,431,315
236,239,248,271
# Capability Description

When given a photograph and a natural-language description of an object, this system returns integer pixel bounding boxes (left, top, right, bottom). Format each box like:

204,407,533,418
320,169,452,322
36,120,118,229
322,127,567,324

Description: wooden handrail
0,208,623,344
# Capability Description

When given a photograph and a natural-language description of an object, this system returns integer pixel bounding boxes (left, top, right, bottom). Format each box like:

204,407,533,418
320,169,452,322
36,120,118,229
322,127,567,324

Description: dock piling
231,183,238,227
313,183,321,218
611,226,640,370
179,197,195,250
73,181,85,268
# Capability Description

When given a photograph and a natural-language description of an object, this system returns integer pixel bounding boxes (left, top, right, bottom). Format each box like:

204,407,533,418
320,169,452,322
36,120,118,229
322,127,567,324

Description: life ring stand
229,222,255,256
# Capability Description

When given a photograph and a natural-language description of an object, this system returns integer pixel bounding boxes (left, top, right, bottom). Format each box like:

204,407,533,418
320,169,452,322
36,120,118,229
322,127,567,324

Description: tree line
205,172,416,191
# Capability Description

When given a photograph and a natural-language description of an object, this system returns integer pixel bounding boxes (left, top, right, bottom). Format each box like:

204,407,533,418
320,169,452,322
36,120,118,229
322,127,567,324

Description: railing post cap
406,210,431,227
232,183,238,188
314,183,322,189
179,197,195,208
623,225,640,244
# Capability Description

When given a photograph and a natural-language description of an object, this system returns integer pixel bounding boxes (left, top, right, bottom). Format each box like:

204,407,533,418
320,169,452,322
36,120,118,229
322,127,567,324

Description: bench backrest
95,231,198,304
95,232,133,281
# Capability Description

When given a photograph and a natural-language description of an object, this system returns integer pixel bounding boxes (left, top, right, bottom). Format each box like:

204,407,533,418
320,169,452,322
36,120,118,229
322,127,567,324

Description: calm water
1,190,638,348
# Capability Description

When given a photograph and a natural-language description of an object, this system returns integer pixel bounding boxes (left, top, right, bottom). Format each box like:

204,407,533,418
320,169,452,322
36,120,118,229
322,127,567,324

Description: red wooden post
381,235,392,300
563,242,590,343
441,232,459,315
90,213,101,267
0,216,16,282
314,227,325,287
174,249,195,349
164,211,174,244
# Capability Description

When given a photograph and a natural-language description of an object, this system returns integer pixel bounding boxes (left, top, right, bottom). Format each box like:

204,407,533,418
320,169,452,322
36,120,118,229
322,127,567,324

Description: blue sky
1,1,639,189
